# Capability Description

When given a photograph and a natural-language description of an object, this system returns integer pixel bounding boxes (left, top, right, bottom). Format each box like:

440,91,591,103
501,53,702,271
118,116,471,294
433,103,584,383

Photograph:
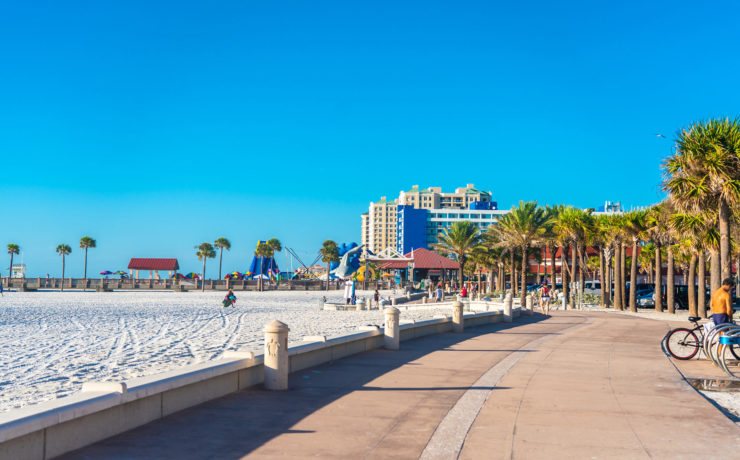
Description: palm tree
56,244,71,292
671,211,717,317
320,240,340,291
434,221,484,292
214,237,231,280
267,238,282,284
79,236,96,290
645,202,674,312
254,241,271,291
553,207,591,309
590,215,612,307
7,243,19,282
491,201,549,307
623,210,647,312
196,242,216,292
664,117,740,281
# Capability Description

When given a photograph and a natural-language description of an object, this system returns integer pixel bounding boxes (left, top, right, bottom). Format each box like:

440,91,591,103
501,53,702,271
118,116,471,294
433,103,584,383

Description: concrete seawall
0,307,521,459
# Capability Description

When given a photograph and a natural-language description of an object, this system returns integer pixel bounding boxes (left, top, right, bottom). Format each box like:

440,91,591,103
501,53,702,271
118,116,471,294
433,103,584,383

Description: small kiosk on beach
127,258,179,280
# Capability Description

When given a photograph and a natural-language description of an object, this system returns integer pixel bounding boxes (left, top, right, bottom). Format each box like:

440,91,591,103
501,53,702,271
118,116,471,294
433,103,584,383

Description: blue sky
1,1,739,277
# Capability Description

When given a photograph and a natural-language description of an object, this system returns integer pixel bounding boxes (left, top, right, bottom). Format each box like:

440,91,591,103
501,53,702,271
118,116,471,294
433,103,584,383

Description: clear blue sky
2,1,739,277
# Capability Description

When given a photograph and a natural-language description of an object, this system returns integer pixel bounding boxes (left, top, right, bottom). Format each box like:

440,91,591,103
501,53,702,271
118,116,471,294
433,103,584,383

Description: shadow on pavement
62,314,551,460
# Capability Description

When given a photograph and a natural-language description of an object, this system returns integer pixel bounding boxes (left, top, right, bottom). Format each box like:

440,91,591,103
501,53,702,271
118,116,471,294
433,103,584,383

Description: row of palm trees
433,117,740,317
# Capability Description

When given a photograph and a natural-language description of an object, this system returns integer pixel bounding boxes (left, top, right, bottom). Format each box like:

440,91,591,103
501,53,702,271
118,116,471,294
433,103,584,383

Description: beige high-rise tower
361,196,398,254
361,184,493,254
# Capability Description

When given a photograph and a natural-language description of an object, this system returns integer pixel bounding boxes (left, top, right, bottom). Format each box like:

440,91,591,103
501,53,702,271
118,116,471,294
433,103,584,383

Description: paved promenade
63,312,739,459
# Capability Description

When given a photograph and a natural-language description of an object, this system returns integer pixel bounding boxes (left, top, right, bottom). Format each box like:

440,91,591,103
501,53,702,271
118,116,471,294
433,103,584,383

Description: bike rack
703,323,740,380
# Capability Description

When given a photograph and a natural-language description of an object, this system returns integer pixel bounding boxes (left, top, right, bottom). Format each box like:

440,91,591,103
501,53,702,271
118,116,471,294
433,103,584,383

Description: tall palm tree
214,237,231,280
254,241,272,291
196,242,216,292
56,244,71,292
664,117,740,281
623,210,647,312
7,243,20,282
434,221,484,292
491,201,549,307
645,203,673,313
320,240,340,291
671,211,717,317
590,215,612,307
267,238,282,284
553,207,591,308
79,236,96,290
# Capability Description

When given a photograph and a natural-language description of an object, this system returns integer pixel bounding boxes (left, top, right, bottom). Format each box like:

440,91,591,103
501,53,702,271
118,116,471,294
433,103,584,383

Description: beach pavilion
378,248,459,286
127,258,179,280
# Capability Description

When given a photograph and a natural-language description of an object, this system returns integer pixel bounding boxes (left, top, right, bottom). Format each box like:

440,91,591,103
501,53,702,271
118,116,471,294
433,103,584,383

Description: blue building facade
396,205,427,255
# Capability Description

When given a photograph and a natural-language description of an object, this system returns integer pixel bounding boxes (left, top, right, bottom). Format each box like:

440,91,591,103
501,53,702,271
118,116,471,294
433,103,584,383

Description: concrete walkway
62,312,738,459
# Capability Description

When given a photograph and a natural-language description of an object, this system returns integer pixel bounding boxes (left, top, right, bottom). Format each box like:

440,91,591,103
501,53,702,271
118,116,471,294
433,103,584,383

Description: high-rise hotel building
361,184,506,254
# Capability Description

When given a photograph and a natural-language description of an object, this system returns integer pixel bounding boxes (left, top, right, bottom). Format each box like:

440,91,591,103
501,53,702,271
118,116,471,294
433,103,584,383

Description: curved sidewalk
62,312,738,459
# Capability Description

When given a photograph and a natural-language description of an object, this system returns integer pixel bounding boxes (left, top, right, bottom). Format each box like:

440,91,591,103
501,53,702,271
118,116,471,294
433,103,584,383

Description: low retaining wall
0,307,522,459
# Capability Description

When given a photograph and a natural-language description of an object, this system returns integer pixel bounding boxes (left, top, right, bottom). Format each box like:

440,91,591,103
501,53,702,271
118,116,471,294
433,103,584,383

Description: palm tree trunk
620,243,627,306
520,244,527,307
719,198,731,280
736,257,740,298
603,248,611,307
569,245,576,309
560,246,568,307
710,249,721,295
614,243,622,310
578,245,585,301
8,253,13,284
629,241,638,312
61,254,66,293
83,247,88,292
326,262,330,291
654,243,662,312
509,251,515,295
218,248,223,280
550,245,556,288
698,251,706,318
202,258,206,292
666,248,675,314
688,254,697,317
599,246,606,307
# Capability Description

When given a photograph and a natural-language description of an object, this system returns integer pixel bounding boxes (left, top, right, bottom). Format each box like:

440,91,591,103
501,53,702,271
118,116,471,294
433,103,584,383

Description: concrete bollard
384,307,400,350
504,293,513,323
391,297,397,306
357,298,366,311
526,294,534,315
423,296,427,304
452,300,464,333
264,320,290,390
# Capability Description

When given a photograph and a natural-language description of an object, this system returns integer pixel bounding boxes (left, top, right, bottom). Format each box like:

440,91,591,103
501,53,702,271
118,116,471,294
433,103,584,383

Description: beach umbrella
114,270,127,275
100,270,113,275
184,272,200,279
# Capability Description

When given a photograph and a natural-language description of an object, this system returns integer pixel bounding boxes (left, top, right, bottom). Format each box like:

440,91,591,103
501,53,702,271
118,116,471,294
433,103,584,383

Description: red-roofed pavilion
128,258,179,280
378,248,459,284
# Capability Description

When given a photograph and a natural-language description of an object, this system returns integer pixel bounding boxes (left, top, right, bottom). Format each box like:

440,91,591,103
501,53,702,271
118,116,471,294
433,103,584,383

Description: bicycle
665,316,740,360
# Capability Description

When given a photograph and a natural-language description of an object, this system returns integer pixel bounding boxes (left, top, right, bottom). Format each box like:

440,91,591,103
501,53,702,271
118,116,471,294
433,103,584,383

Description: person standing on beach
373,289,380,309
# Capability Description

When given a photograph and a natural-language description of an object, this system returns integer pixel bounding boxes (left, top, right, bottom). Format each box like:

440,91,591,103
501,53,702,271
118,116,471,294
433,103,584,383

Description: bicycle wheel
666,328,700,360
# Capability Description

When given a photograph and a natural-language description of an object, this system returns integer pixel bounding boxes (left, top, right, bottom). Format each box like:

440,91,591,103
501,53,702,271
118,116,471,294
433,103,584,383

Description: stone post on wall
452,300,464,333
504,292,513,323
357,297,366,311
264,320,290,390
384,307,400,350
526,294,534,315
